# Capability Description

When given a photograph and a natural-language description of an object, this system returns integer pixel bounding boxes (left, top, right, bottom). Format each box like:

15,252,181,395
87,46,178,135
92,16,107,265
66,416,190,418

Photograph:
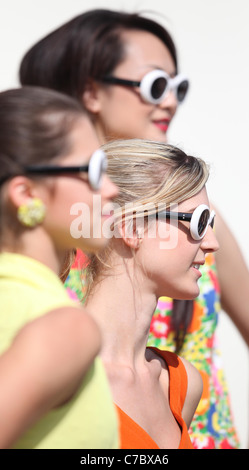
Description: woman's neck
85,258,158,369
1,226,64,276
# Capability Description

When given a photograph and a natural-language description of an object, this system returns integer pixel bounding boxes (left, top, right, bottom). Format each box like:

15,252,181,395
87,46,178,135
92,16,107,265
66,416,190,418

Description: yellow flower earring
17,198,46,228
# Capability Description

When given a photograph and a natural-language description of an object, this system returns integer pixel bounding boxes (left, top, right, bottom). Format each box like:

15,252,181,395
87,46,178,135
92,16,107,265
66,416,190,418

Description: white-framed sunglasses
101,69,189,105
23,149,107,191
157,204,215,240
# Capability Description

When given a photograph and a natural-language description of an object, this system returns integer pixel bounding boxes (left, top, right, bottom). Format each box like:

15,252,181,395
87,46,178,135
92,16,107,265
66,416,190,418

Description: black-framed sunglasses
101,69,189,105
157,204,215,240
22,149,107,191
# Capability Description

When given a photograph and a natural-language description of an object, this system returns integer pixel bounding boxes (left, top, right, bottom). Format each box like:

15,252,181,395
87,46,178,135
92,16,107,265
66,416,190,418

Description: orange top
115,348,193,449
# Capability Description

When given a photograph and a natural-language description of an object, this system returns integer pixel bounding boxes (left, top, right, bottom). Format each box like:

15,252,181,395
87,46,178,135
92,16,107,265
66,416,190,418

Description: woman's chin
168,288,200,301
179,290,200,301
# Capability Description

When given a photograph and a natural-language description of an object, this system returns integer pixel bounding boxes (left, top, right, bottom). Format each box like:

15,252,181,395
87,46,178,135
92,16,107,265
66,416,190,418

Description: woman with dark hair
0,86,119,448
19,8,248,448
19,9,178,104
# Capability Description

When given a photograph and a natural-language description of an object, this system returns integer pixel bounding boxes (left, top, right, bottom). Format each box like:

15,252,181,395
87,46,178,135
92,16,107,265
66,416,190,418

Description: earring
17,198,46,228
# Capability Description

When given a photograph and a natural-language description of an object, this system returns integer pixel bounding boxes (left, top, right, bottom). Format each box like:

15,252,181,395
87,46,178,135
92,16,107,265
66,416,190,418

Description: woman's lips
191,262,205,278
153,119,170,133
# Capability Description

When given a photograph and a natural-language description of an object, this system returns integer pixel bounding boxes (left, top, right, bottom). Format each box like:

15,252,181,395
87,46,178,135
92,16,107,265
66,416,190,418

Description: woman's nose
101,174,119,199
201,225,220,253
158,89,178,113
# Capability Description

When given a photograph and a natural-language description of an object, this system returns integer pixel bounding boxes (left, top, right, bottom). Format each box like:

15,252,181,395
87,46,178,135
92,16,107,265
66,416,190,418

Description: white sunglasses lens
190,205,210,240
151,76,168,100
177,79,189,102
89,150,107,190
140,70,169,104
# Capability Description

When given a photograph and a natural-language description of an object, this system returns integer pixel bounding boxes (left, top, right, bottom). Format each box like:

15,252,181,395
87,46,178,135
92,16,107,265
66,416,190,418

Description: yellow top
0,253,119,449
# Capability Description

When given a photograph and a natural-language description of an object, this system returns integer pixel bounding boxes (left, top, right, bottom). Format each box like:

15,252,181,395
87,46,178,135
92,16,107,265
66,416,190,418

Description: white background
1,0,248,448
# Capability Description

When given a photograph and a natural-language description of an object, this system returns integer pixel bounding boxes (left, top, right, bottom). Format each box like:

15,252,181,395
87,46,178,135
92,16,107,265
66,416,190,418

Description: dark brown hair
171,299,194,353
19,9,178,101
0,86,85,185
0,86,88,279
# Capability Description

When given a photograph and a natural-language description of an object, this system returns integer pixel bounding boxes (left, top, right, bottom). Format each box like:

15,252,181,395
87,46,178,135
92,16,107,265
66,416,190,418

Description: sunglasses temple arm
102,77,140,87
157,211,192,222
24,165,89,175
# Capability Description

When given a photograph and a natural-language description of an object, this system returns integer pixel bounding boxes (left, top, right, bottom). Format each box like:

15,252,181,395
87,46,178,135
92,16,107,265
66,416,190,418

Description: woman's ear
7,176,35,209
82,82,102,114
118,218,143,250
7,177,46,228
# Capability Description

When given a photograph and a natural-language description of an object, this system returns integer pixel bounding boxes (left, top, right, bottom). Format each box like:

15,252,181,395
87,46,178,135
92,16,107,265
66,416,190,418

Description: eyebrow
149,66,176,78
179,208,196,213
140,65,176,78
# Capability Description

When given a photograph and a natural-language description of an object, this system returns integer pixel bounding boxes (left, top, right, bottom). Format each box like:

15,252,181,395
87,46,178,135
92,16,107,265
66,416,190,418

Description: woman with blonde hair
84,138,219,449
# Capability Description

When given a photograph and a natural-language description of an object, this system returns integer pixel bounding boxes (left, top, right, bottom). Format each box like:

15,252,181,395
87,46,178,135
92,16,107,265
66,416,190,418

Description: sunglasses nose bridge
158,86,178,108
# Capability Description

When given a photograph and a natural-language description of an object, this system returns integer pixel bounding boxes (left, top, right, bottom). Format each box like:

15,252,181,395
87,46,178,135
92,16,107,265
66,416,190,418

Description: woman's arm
213,205,249,346
0,306,100,448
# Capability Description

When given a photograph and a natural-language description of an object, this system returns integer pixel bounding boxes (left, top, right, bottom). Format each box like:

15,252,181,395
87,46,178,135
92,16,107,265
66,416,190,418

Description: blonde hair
85,139,209,297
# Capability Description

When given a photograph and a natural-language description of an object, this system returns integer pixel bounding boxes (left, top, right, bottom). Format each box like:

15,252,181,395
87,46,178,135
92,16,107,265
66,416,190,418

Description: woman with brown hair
0,86,118,448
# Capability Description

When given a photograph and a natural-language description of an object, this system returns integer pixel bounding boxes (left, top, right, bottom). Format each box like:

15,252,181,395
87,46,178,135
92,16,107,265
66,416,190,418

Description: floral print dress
65,252,240,449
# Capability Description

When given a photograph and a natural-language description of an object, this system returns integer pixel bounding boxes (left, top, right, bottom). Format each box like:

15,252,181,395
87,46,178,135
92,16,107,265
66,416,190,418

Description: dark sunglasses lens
210,214,215,229
151,77,168,99
177,80,189,102
198,209,209,236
